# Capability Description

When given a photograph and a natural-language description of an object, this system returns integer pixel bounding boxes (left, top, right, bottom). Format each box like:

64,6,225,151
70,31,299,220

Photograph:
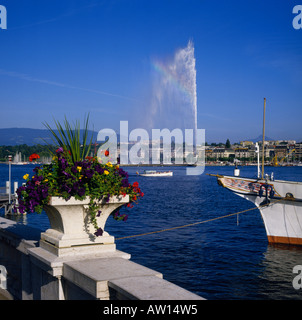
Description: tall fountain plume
149,40,197,141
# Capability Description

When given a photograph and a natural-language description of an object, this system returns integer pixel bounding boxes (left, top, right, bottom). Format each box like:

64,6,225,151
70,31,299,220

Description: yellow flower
104,170,109,175
77,166,82,172
23,174,29,180
44,179,48,182
106,162,113,167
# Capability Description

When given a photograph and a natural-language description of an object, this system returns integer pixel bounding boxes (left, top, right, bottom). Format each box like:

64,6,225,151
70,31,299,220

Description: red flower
29,153,40,162
133,181,139,187
104,150,109,157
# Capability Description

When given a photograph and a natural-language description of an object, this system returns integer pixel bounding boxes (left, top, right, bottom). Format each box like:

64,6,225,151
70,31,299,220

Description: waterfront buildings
205,140,302,165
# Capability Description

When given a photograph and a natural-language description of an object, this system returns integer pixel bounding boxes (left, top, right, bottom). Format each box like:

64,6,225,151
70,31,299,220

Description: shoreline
0,162,300,167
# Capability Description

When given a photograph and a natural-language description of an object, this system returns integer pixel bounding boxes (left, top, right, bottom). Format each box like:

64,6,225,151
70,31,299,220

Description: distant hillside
0,128,297,147
0,128,98,146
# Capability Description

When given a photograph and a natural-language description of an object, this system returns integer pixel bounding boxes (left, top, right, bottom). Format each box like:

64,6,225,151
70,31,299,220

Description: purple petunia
78,187,86,197
94,228,103,237
121,178,130,188
71,166,78,174
95,166,104,174
62,184,72,194
85,169,95,179
59,157,68,170
118,168,128,178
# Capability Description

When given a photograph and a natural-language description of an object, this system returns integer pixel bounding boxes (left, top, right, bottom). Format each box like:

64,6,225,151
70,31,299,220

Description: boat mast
261,98,266,179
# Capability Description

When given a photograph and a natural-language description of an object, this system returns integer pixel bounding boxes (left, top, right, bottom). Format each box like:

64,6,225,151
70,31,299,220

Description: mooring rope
115,199,283,241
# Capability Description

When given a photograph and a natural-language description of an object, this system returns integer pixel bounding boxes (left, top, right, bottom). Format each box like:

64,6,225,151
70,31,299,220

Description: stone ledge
109,276,205,300
63,257,205,300
63,257,163,299
28,246,131,277
0,217,41,240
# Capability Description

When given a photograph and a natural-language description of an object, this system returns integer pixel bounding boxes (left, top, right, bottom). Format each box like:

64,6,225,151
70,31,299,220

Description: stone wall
0,217,204,300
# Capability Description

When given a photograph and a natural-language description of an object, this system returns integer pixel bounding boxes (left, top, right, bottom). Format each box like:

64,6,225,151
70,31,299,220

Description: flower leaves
43,114,93,164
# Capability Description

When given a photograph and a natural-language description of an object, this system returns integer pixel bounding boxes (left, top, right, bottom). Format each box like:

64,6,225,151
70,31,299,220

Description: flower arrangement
16,116,143,236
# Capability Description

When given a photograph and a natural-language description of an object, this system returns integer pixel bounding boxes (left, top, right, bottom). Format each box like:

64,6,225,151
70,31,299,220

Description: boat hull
217,175,302,246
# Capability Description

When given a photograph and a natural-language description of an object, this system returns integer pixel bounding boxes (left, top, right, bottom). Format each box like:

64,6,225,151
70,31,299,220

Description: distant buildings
205,139,302,165
114,138,302,165
5,138,301,166
108,138,302,165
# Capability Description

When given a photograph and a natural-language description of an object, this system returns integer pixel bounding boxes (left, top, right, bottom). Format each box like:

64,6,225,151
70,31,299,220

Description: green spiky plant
43,114,93,163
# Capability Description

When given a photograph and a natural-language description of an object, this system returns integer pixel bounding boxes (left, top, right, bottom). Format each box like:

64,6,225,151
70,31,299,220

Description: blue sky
0,0,301,143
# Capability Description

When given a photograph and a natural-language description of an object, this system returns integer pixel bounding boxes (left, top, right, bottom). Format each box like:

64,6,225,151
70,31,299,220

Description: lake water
1,163,302,300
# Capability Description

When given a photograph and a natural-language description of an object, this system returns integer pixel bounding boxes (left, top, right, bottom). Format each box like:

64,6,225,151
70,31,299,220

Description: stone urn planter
40,195,130,257
16,117,144,259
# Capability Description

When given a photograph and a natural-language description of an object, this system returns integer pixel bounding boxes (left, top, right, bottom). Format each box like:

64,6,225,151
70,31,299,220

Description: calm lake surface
1,163,302,300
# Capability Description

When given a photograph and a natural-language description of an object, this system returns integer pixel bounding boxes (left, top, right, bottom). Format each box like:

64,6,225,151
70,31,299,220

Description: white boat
13,162,29,165
137,170,173,177
211,173,302,245
210,99,302,246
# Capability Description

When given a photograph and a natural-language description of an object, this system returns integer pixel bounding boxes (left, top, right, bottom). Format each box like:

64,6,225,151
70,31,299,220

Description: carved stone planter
40,195,129,257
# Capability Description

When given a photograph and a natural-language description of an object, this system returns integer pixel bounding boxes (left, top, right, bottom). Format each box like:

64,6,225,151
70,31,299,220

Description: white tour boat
137,170,173,177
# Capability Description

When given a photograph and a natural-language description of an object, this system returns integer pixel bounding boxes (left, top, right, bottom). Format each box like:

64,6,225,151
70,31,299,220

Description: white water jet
148,40,197,141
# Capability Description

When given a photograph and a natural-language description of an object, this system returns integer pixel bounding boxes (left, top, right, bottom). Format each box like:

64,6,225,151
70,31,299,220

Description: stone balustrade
0,216,204,300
